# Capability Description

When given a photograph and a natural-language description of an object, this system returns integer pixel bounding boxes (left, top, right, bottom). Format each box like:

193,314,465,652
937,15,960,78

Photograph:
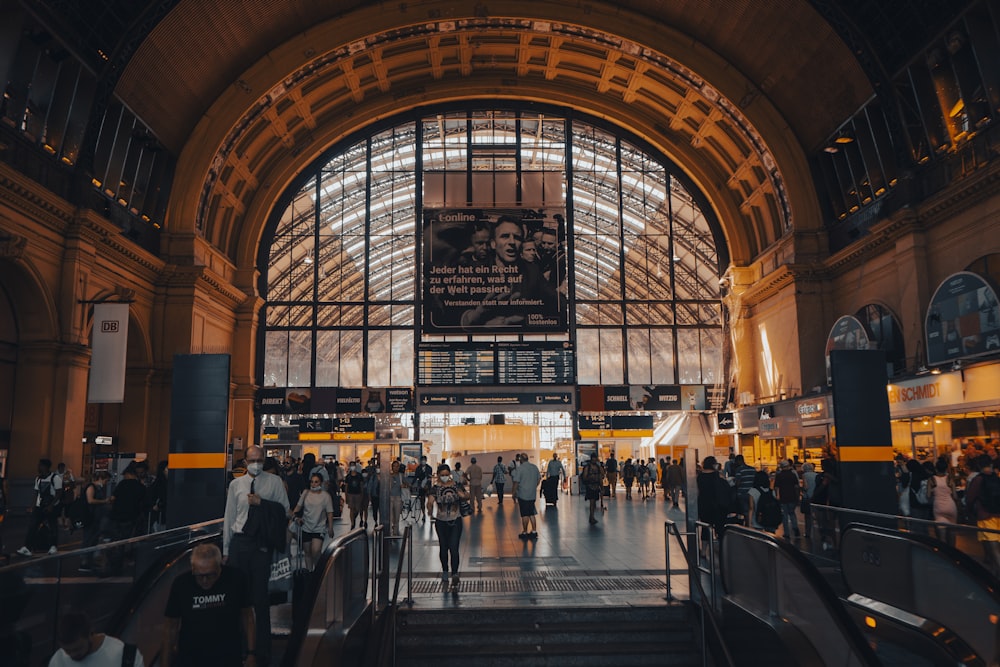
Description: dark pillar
166,354,231,528
830,349,897,516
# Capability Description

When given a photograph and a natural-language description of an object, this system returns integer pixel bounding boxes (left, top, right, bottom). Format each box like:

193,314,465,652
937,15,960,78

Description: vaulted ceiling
23,0,974,268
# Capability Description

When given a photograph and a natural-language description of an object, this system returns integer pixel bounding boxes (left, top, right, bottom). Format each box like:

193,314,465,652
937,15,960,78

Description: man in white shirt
49,612,143,666
223,446,289,666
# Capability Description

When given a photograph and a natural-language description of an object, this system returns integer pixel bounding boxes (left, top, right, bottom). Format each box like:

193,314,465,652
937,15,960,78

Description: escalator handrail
720,525,880,667
281,528,369,667
841,521,1000,605
0,518,224,574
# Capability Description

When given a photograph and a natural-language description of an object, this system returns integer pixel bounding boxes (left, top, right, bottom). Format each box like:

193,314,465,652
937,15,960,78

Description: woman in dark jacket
697,456,734,559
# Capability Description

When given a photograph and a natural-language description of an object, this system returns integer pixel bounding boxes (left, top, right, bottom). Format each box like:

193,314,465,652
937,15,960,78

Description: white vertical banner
88,303,129,403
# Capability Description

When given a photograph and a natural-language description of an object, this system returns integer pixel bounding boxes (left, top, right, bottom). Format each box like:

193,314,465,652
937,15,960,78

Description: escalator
839,523,1000,666
719,523,1000,666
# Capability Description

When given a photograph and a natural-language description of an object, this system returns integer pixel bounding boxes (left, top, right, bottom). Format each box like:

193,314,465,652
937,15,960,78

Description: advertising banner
926,272,1000,365
422,207,567,334
88,303,129,403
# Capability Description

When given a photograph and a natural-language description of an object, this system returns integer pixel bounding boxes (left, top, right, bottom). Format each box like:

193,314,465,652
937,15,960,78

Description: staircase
395,604,702,666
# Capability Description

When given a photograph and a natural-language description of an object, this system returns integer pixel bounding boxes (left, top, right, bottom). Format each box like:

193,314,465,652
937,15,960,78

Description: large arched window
258,106,726,401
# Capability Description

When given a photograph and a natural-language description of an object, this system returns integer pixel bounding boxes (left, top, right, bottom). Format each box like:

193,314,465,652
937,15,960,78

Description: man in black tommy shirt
163,543,255,667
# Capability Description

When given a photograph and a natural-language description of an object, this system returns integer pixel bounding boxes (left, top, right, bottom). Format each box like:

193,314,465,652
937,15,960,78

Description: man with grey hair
222,446,288,665
163,543,254,666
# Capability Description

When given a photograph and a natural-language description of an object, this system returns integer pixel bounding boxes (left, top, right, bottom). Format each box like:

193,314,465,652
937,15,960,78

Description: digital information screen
418,344,496,385
418,342,574,385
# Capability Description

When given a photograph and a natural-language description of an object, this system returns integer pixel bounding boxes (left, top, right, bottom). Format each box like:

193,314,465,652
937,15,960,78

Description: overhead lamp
303,255,313,265
930,367,942,375
823,145,839,154
834,130,854,144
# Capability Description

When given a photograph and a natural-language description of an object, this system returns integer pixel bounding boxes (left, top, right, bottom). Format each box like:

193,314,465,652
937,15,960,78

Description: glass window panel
367,329,391,387
471,172,493,204
576,329,600,384
266,304,290,327
60,71,95,166
317,305,341,326
677,329,702,384
599,328,624,384
391,305,414,326
522,172,544,204
627,328,652,385
495,172,517,204
701,303,721,325
339,330,365,386
341,306,365,327
650,329,675,384
576,302,598,325
315,330,340,386
287,330,313,387
599,303,623,325
701,329,723,385
445,172,466,206
263,331,289,387
626,303,651,325
391,329,414,386
676,302,700,325
368,305,391,326
651,303,674,326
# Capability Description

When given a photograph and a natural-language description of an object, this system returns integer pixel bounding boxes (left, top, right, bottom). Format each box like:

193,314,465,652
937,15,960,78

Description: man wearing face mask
223,446,289,666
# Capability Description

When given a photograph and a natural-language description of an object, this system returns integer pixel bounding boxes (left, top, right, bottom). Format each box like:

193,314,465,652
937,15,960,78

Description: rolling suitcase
542,476,559,505
291,529,311,626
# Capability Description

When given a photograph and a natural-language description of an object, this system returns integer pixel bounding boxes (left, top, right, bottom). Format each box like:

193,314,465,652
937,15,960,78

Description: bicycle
400,488,425,525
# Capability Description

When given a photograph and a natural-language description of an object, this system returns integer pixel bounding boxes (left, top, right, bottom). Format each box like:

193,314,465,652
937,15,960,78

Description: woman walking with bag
431,464,469,592
291,473,334,570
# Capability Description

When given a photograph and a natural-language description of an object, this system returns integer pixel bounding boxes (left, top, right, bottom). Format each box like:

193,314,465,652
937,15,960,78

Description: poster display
926,272,1000,365
422,207,567,334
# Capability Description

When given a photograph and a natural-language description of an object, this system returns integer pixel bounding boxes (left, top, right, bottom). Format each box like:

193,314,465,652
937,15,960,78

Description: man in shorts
511,453,541,539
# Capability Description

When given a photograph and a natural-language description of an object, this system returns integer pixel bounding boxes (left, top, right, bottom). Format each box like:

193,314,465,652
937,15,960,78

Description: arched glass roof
261,107,725,391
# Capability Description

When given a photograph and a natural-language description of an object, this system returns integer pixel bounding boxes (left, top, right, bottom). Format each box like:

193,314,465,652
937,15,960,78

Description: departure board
418,342,574,385
496,342,574,384
418,344,496,385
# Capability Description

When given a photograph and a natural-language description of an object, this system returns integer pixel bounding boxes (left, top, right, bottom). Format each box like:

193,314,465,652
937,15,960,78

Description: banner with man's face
422,207,568,334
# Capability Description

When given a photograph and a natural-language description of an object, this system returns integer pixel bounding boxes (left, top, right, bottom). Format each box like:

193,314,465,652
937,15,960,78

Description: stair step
397,604,689,627
397,630,695,650
396,651,701,667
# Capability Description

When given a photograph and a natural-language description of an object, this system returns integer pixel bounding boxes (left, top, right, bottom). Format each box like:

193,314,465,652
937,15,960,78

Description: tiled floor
369,487,696,609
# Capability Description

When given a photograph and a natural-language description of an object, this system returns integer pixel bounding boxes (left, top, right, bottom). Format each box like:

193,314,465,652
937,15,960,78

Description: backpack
979,474,1000,514
36,473,59,509
910,478,930,507
345,474,363,495
811,473,829,505
755,488,782,528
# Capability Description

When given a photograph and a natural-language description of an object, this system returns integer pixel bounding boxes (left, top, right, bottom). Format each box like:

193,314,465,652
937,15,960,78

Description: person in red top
965,455,1000,577
773,459,801,540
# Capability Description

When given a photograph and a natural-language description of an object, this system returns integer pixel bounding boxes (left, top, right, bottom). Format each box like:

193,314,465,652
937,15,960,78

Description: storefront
735,395,834,469
887,361,1000,463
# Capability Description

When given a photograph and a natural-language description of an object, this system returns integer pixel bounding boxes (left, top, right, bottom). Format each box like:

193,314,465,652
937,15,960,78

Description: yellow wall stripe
168,453,227,469
839,446,894,462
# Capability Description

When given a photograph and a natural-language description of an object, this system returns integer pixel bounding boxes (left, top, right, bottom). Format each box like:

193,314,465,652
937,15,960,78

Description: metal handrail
664,520,735,667
0,517,224,572
810,503,1000,536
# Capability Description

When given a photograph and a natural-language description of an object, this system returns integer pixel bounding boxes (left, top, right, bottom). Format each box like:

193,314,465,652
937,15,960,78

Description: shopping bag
268,552,293,594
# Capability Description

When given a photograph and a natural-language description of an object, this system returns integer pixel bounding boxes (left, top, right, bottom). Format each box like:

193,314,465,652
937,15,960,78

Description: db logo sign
101,320,120,333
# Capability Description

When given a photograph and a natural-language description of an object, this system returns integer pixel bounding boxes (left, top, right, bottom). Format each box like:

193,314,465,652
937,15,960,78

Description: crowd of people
6,457,168,567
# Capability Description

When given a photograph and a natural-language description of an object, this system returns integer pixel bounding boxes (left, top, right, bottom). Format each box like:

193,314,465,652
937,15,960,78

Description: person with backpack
622,458,636,500
749,471,781,533
965,455,1000,577
49,611,144,666
774,459,801,540
18,458,62,557
906,459,933,530
581,453,605,525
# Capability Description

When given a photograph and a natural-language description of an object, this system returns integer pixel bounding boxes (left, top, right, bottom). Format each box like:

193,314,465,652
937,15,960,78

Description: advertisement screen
422,207,567,334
